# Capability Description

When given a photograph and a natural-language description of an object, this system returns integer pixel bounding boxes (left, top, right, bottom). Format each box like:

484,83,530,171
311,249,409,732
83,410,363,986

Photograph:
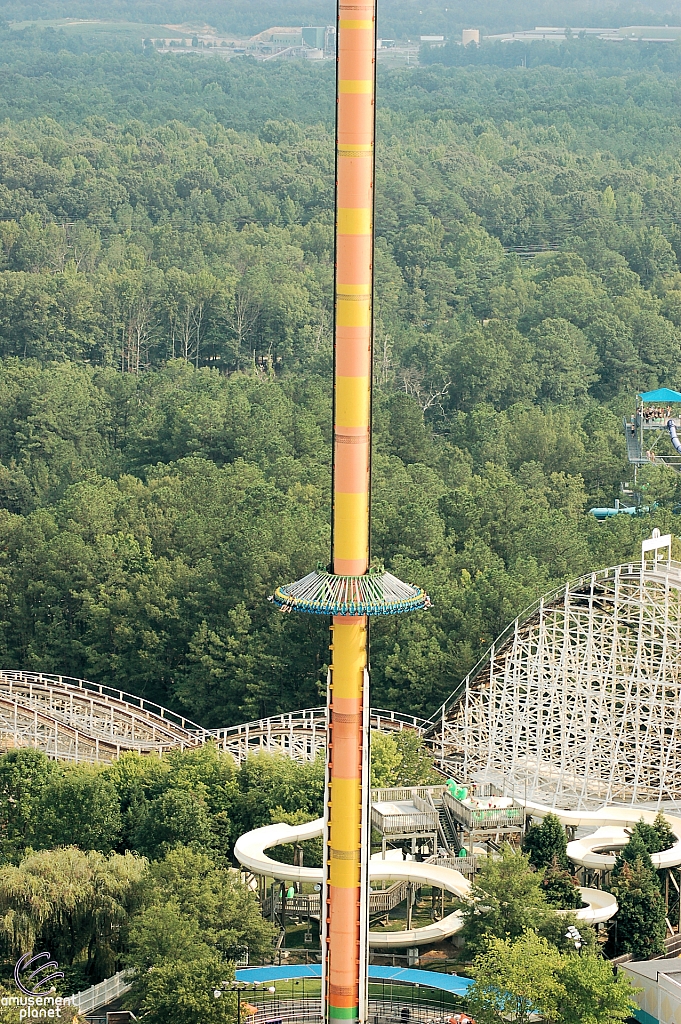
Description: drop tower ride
272,5,429,1020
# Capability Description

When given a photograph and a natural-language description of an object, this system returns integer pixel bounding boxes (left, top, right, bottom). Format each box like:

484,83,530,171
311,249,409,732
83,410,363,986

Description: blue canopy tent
639,388,681,403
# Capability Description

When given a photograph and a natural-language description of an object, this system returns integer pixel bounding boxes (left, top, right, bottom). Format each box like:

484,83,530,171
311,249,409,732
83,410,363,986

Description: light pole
213,981,270,1020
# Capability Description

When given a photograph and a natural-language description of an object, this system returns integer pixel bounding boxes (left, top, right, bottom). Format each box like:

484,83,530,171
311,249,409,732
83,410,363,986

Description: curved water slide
234,818,617,947
670,419,681,454
525,800,681,871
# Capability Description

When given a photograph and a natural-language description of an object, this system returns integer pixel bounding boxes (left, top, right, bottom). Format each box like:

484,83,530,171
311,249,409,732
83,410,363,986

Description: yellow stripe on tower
337,209,371,235
330,622,366,696
339,80,373,93
336,302,370,328
337,144,373,157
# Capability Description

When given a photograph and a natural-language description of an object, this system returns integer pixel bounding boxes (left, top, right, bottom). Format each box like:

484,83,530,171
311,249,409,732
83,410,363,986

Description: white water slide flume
525,800,681,871
234,816,621,947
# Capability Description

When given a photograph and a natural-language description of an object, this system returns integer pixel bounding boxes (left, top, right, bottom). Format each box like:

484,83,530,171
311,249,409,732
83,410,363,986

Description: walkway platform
624,419,649,465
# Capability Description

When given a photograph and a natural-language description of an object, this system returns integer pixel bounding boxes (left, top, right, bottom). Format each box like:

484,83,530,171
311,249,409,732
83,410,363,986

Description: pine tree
610,858,666,959
541,856,582,909
614,829,655,873
523,813,568,870
630,814,675,856
632,819,662,854
653,811,676,853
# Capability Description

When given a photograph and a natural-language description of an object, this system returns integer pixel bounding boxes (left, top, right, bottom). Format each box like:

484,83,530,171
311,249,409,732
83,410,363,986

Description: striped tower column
324,0,376,1022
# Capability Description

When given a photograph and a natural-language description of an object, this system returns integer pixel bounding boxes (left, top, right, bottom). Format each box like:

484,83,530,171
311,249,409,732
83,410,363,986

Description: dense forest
0,32,676,725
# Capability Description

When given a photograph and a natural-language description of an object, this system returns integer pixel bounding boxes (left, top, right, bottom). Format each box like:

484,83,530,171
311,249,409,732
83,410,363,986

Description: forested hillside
0,35,677,723
1,0,680,42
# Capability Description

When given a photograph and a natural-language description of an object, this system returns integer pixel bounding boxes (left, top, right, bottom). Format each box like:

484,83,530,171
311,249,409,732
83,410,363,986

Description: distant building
462,28,480,46
302,26,325,49
420,35,444,42
248,26,304,48
485,24,681,44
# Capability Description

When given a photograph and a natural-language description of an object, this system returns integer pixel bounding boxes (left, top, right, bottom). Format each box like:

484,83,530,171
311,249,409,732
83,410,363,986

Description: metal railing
442,790,524,831
428,855,478,876
263,894,322,917
70,970,131,1014
371,808,439,836
0,670,205,738
262,883,414,917
246,998,461,1024
369,880,413,915
244,999,456,1024
371,787,446,803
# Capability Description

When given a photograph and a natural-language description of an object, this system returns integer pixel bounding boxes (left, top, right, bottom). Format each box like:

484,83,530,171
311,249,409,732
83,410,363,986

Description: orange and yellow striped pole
271,1,426,997
323,0,376,1021
271,3,426,995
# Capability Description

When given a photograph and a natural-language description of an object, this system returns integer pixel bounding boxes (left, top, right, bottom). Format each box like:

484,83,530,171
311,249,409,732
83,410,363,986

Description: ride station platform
625,387,681,471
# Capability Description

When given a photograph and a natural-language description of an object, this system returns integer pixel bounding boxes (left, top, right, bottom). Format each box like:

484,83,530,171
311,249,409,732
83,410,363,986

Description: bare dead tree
401,367,452,414
226,284,260,369
374,321,394,388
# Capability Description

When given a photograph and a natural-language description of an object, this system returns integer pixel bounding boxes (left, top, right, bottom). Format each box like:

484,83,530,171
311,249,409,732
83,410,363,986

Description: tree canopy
469,931,637,1024
523,814,569,871
609,848,667,959
0,33,671,723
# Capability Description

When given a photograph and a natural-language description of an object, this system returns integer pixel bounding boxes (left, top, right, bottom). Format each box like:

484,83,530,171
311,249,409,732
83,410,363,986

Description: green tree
175,610,258,728
233,753,325,838
631,813,676,855
0,749,52,861
653,811,676,853
557,949,638,1024
32,766,122,853
0,847,146,981
370,731,439,787
523,813,568,870
541,858,582,910
610,859,666,958
459,846,554,955
469,931,564,1024
530,318,599,402
125,901,206,971
136,847,275,960
128,950,237,1024
370,733,403,788
470,933,637,1024
133,788,214,859
613,830,655,873
392,731,440,785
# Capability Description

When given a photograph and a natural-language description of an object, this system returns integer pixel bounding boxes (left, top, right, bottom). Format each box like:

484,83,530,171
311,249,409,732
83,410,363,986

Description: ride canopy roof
640,388,681,403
